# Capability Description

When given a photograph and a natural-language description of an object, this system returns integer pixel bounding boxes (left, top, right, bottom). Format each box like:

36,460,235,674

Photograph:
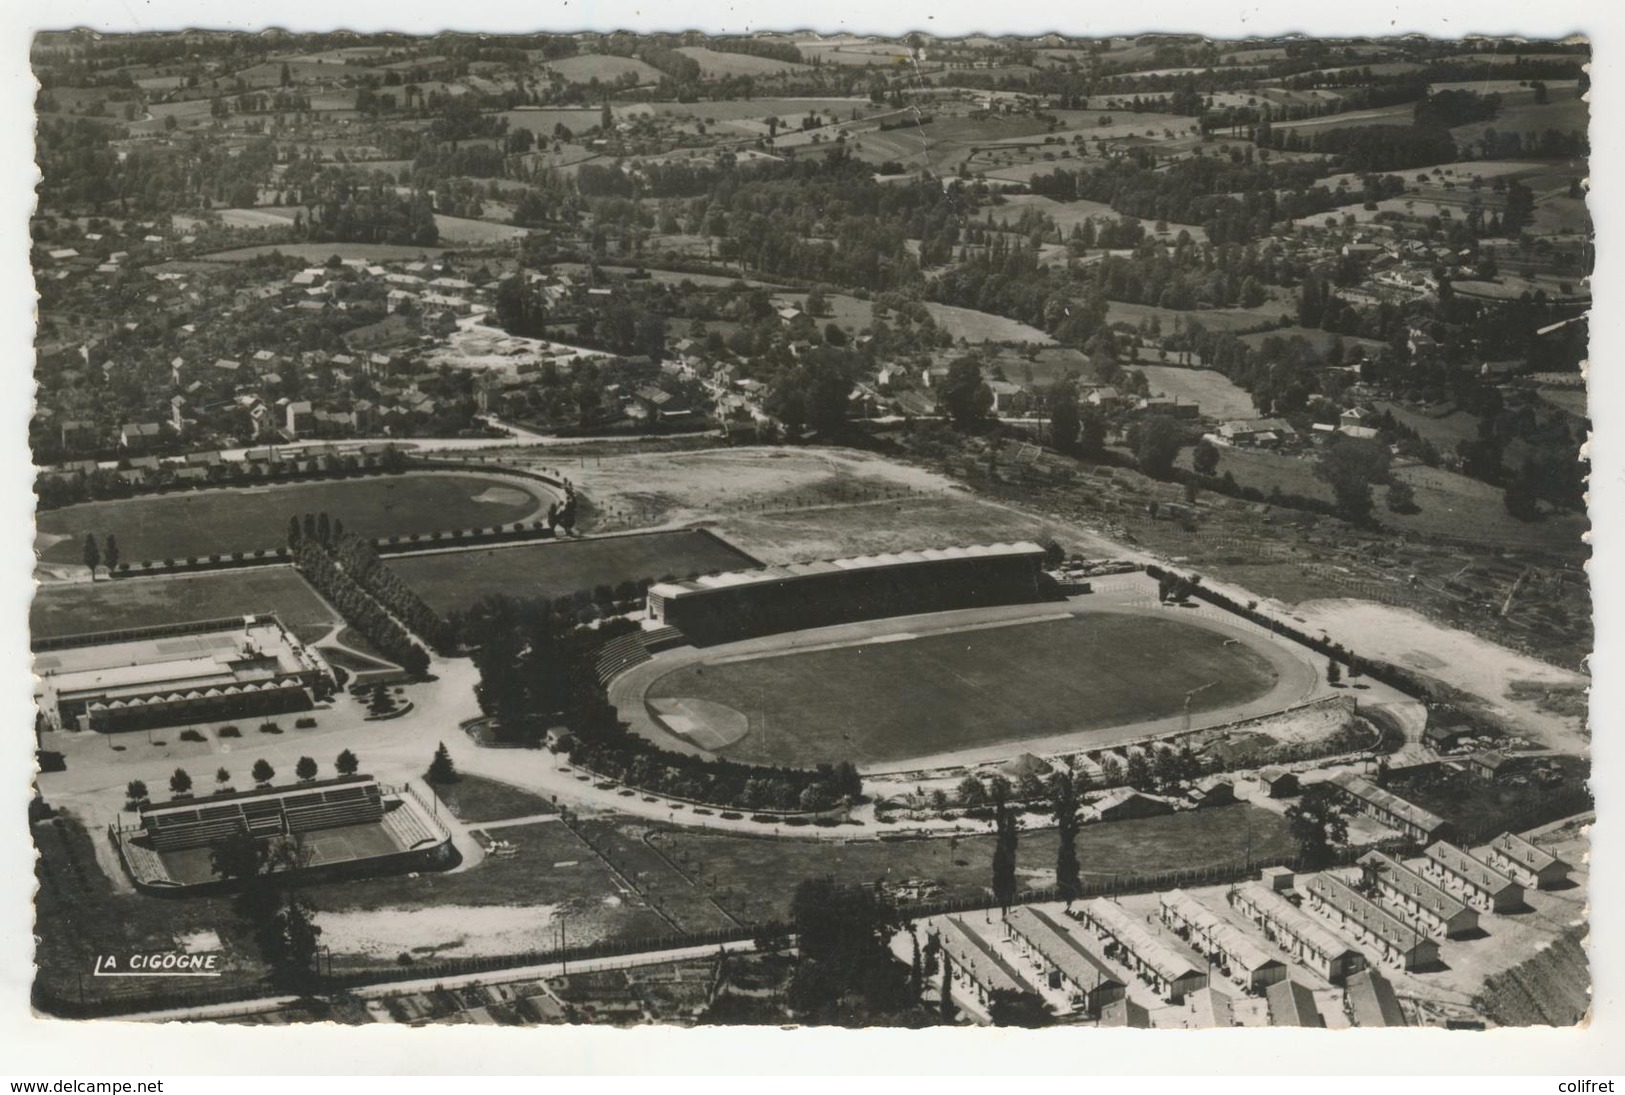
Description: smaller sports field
36,472,550,565
157,820,406,886
642,610,1289,768
31,567,339,644
392,529,759,615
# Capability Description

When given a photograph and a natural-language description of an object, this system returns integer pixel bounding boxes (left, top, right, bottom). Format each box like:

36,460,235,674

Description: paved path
111,939,759,1023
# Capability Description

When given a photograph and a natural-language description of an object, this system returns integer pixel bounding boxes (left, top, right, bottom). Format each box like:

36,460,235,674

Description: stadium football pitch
643,611,1285,768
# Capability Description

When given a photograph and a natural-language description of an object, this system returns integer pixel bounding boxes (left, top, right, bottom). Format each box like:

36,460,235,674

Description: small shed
1260,866,1295,892
1259,768,1300,798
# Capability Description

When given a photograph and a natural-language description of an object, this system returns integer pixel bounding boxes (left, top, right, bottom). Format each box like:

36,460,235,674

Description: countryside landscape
27,27,1591,1032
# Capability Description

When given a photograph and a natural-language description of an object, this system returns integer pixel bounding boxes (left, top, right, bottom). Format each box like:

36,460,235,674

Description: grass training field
391,529,760,615
650,803,1297,925
31,567,339,644
37,473,550,566
645,612,1281,767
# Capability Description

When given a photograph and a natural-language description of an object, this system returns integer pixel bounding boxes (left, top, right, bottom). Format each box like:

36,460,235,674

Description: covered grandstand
34,615,335,733
645,542,1050,645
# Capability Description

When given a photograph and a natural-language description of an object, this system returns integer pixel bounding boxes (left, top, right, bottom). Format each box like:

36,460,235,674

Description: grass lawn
429,774,557,823
650,803,1296,926
37,473,550,566
921,302,1055,345
645,612,1280,768
1106,300,1285,334
32,813,265,1010
391,529,759,615
31,567,339,644
302,820,670,960
1135,365,1257,421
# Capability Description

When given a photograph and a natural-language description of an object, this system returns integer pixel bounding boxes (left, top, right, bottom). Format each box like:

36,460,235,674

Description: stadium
611,546,1331,772
112,776,453,893
33,615,337,734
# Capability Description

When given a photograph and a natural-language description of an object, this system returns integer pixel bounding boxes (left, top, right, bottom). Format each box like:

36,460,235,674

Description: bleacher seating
141,780,383,849
381,802,437,849
595,633,652,685
640,626,688,654
118,837,172,885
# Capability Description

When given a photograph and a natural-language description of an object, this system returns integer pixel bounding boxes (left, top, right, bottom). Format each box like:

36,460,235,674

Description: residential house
119,422,162,450
1484,831,1572,891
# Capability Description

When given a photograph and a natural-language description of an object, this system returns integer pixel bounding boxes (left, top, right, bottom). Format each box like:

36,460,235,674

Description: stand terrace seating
140,779,384,851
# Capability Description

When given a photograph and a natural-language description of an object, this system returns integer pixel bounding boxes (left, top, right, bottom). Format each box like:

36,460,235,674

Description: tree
1125,751,1155,792
1386,479,1417,513
1129,417,1185,479
252,758,275,785
168,767,193,796
1048,382,1079,452
215,766,231,789
1285,783,1348,868
1327,660,1342,685
335,749,359,777
938,356,992,430
991,784,1020,912
1078,407,1107,458
104,534,120,571
1193,439,1220,477
957,775,988,807
82,533,100,571
786,877,912,1020
1315,436,1390,525
295,756,318,782
288,515,302,549
125,779,148,804
427,741,459,785
316,512,331,547
1051,773,1082,904
987,988,1055,1027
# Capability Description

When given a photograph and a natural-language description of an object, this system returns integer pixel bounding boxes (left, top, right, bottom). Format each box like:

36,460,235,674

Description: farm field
35,473,552,566
1237,325,1388,359
922,301,1055,344
30,567,338,644
1106,299,1285,334
546,54,665,85
432,215,529,245
1135,366,1256,421
644,611,1282,768
675,46,811,77
650,803,1297,925
197,242,450,263
215,207,303,229
390,529,760,615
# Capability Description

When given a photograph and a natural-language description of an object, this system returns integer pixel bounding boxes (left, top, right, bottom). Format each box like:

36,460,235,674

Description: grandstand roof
1006,906,1123,992
1425,841,1522,898
647,542,1046,599
1086,898,1204,985
35,617,325,717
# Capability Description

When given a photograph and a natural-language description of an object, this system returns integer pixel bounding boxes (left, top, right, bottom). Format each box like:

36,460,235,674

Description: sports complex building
113,776,452,892
34,615,336,733
645,541,1049,645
